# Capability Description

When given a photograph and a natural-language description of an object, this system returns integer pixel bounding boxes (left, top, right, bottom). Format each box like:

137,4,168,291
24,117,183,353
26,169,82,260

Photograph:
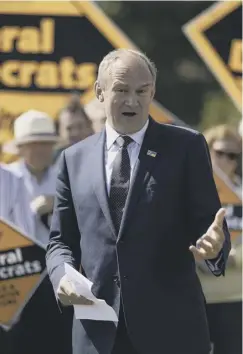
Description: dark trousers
206,301,242,354
112,303,138,354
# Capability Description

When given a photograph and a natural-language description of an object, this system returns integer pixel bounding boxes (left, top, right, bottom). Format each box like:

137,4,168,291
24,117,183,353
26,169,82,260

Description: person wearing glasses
204,124,241,194
198,124,242,354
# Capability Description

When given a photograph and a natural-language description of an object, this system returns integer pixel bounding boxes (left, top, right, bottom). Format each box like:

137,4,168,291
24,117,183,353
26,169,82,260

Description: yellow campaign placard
0,218,46,329
0,0,184,165
0,1,180,126
183,1,242,112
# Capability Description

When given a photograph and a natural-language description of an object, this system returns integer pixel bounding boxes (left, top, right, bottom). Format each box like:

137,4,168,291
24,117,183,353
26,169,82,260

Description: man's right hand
31,195,55,216
57,274,94,306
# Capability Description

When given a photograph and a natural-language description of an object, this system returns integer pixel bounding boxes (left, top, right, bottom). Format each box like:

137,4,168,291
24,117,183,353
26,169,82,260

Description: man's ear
150,85,155,100
94,81,104,102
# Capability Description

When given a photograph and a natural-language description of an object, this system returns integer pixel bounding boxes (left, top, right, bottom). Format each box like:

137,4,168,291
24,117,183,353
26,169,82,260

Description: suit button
123,275,128,280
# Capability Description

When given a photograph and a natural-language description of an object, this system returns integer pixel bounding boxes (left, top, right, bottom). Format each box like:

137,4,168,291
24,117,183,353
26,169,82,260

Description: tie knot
116,135,133,149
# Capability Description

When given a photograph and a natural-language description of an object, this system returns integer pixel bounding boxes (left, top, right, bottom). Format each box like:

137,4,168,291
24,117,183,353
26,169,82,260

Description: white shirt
105,120,149,194
7,160,58,246
0,163,34,236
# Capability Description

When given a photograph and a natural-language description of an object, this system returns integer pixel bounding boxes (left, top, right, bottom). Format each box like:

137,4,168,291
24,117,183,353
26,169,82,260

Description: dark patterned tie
109,135,133,234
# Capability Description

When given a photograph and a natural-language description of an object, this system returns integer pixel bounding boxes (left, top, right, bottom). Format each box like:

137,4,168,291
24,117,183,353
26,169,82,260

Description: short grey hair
97,49,157,87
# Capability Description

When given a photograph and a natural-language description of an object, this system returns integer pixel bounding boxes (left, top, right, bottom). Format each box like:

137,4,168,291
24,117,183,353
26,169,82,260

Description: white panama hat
3,110,58,155
14,110,58,145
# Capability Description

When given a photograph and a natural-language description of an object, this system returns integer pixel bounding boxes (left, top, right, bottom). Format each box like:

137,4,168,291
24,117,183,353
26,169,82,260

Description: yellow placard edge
0,217,46,250
0,1,83,16
213,165,242,203
183,1,242,112
183,1,241,32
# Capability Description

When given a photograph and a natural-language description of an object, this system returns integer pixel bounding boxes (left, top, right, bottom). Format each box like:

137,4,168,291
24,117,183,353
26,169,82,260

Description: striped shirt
0,163,34,236
7,160,58,246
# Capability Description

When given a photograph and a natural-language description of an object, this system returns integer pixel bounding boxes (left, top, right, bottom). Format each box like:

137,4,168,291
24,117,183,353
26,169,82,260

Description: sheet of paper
64,263,118,322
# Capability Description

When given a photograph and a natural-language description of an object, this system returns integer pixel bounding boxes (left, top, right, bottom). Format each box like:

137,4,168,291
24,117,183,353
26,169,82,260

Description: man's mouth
122,112,136,117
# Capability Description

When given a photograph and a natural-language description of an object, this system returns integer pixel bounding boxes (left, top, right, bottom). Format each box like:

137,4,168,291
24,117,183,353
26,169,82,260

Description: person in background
197,124,242,354
54,94,94,162
204,124,242,194
237,119,242,179
0,155,34,236
5,110,72,354
0,162,34,234
7,110,59,245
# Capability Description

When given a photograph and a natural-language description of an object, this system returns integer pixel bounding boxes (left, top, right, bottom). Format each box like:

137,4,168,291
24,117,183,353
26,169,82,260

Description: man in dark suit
46,49,231,354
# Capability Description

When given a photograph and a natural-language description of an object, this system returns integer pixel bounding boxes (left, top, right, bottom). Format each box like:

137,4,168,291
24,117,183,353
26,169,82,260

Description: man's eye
116,88,126,92
138,89,146,94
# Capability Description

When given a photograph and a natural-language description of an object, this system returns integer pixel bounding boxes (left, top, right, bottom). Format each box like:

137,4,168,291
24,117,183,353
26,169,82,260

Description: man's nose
125,94,139,107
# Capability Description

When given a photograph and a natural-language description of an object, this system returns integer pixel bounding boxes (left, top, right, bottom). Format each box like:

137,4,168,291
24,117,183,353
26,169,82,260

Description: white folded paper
64,263,118,322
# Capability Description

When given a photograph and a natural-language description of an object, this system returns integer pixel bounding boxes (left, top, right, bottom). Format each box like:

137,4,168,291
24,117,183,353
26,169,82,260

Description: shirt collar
105,119,149,151
20,159,53,183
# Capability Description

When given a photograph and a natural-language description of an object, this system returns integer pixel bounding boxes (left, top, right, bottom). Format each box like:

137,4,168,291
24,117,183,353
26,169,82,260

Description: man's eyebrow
139,83,152,88
111,82,152,88
112,81,127,87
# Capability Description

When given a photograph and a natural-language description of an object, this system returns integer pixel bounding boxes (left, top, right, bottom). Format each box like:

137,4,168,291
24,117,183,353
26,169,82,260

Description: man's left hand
189,208,225,261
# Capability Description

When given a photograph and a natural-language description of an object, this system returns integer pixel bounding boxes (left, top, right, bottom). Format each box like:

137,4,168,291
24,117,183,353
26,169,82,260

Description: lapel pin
147,150,157,157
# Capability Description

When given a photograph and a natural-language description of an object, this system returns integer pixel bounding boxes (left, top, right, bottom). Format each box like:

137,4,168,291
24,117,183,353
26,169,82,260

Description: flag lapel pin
147,150,157,157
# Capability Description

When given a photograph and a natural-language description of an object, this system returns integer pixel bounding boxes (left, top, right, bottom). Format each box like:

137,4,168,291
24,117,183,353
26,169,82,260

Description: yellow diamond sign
0,218,46,329
183,1,242,112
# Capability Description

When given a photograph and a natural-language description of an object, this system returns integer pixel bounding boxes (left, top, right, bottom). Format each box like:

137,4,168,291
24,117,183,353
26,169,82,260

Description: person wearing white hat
5,110,72,354
7,110,59,245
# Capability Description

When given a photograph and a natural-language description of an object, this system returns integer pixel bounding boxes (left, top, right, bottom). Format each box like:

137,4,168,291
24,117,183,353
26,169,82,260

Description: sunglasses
214,150,240,161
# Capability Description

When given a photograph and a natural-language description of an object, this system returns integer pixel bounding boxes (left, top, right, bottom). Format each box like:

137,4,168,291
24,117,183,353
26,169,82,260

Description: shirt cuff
205,251,224,276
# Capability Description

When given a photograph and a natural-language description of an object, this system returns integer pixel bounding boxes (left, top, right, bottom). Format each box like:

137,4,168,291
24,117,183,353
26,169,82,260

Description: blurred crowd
0,98,242,354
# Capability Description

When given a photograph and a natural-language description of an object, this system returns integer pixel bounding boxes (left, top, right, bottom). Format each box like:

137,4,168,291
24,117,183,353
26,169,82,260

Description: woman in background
198,124,242,354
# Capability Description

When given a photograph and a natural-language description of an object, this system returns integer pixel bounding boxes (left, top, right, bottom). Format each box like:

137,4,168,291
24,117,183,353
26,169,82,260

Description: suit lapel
91,129,117,238
118,119,161,240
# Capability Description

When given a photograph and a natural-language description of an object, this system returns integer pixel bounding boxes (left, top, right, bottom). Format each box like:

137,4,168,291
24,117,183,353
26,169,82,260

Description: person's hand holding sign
189,208,226,261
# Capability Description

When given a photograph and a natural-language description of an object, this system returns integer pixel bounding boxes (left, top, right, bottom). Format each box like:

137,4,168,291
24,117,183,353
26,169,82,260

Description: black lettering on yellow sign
0,17,97,91
0,283,20,307
0,1,179,125
0,59,97,90
0,218,46,328
228,39,242,73
0,18,54,54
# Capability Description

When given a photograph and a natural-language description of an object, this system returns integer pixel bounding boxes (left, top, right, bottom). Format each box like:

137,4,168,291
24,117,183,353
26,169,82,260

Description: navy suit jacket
46,119,231,354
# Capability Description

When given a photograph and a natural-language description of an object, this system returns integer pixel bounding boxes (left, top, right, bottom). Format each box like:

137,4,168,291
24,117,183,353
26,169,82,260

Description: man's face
210,139,241,178
19,142,55,171
95,56,155,134
59,111,93,146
